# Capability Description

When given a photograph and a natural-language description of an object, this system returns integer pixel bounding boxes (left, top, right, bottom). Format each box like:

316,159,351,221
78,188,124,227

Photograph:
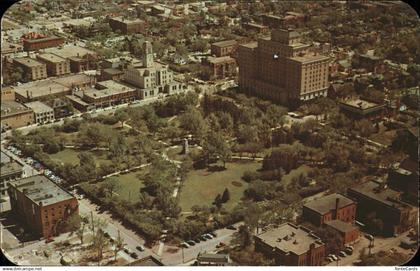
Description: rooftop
8,175,75,207
303,193,355,215
212,40,237,48
103,68,124,75
45,45,97,59
1,101,32,117
244,22,268,29
128,256,164,266
37,53,67,63
207,56,235,64
109,16,144,24
256,223,324,255
24,101,54,113
14,57,45,68
1,162,22,177
339,98,382,110
290,53,330,64
13,80,69,99
84,81,136,99
197,253,230,263
52,73,94,88
1,151,11,164
24,35,63,44
240,42,258,49
324,220,358,233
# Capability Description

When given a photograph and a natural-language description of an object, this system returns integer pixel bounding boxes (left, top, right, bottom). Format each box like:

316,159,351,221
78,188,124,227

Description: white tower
143,41,153,68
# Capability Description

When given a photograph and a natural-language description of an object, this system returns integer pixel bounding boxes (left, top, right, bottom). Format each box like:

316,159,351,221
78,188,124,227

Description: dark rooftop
325,220,358,233
303,193,355,215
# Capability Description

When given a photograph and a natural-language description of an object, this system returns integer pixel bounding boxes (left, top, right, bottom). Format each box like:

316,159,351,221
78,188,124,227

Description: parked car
136,245,145,252
329,254,338,261
186,240,196,246
326,257,334,263
339,251,347,257
204,234,213,239
194,238,201,243
226,225,237,230
130,252,138,259
180,242,190,248
209,232,217,237
344,248,353,255
123,248,130,254
199,235,207,241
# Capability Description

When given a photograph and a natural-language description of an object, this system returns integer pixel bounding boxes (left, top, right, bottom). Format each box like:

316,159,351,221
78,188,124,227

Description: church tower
143,41,153,68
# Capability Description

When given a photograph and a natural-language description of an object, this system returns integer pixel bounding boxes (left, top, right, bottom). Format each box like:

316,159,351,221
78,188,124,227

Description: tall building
108,17,145,35
23,36,65,51
13,57,47,81
123,41,185,99
254,222,325,266
238,29,330,105
37,53,71,76
8,175,79,239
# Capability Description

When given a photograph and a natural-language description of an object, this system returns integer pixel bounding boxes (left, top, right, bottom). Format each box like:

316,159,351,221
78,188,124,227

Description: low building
82,81,137,108
128,255,164,266
302,193,357,226
255,222,325,266
197,252,230,266
338,98,386,120
8,175,79,239
45,45,99,73
204,56,237,79
1,101,34,130
242,22,269,35
23,36,65,51
358,54,384,73
37,53,71,76
324,220,360,246
0,162,23,196
25,101,55,124
388,158,418,205
108,17,145,34
211,40,238,57
1,87,15,101
262,14,284,28
347,180,418,237
13,57,47,81
46,98,73,119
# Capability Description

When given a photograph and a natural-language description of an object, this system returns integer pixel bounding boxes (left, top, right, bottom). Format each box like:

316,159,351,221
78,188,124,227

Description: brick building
13,57,47,81
238,29,330,105
338,98,386,120
82,80,137,108
8,175,79,239
23,36,65,51
0,162,23,197
242,22,270,35
302,193,357,226
211,40,238,57
255,222,325,266
45,45,99,73
1,101,34,130
108,17,145,34
262,14,284,29
324,220,360,246
25,101,55,124
388,158,418,205
347,180,418,236
204,56,237,79
37,53,71,76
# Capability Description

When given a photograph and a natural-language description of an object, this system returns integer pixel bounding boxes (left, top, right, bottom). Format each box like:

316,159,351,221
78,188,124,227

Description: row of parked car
326,246,354,263
180,232,218,248
105,232,146,259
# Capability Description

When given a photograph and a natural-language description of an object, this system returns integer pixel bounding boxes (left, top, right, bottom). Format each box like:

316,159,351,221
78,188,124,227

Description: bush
242,171,259,182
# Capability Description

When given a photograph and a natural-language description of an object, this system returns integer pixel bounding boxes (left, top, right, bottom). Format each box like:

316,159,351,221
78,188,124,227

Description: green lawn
179,161,261,212
49,148,110,166
109,168,148,203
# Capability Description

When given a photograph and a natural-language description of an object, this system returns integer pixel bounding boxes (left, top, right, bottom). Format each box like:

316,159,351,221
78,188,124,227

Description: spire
143,41,153,68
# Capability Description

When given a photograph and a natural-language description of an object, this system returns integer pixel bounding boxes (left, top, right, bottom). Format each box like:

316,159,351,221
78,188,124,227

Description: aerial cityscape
0,0,418,267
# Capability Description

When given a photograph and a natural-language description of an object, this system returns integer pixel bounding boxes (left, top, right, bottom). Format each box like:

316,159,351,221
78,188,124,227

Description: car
344,248,353,255
186,240,196,246
204,234,213,239
130,252,138,259
194,238,201,243
209,232,217,237
325,257,334,263
104,232,110,238
339,251,347,257
136,245,145,252
329,254,338,261
123,248,130,254
199,236,207,241
365,234,374,241
180,242,190,248
226,225,237,230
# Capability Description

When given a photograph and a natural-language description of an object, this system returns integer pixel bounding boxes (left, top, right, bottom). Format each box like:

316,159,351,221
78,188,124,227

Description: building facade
25,101,55,124
1,101,34,130
109,17,145,34
255,223,325,266
302,193,357,226
204,56,237,79
324,220,360,247
8,175,79,239
0,162,23,196
238,29,330,105
13,57,47,81
82,81,137,108
211,40,238,57
23,36,65,51
37,53,71,76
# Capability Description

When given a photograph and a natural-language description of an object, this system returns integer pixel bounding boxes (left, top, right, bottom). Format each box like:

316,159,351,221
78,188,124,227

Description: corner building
238,29,330,105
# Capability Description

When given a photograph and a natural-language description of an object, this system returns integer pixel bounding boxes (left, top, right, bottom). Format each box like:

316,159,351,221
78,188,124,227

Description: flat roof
1,162,22,177
207,56,235,64
290,53,330,64
103,68,124,75
45,45,97,59
37,53,67,63
109,16,144,24
348,181,409,209
13,80,69,99
85,81,136,99
8,175,75,207
244,22,268,29
25,101,53,113
304,193,354,215
24,35,63,44
325,220,358,233
1,101,32,117
197,253,229,263
14,57,45,68
256,223,324,255
240,42,258,49
1,151,11,164
339,98,381,110
212,40,237,48
52,73,94,88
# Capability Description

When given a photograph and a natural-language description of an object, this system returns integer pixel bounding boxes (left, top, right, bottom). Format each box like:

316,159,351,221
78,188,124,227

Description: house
197,252,230,266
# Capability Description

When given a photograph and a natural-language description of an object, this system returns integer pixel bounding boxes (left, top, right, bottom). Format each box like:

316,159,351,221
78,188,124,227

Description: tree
113,230,124,262
92,228,109,265
179,107,208,140
102,177,120,198
114,110,129,128
221,188,230,203
202,130,231,168
76,215,89,244
78,152,97,180
232,225,253,248
355,119,375,137
237,124,259,144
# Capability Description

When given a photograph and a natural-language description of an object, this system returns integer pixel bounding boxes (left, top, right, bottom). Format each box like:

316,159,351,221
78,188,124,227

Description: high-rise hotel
238,29,330,105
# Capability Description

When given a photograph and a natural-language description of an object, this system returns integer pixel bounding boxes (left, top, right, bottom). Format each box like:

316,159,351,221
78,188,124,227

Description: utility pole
181,246,185,263
91,211,95,234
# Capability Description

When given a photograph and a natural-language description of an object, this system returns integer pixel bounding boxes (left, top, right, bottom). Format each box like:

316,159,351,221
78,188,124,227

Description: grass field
179,161,261,212
109,168,149,203
49,148,110,166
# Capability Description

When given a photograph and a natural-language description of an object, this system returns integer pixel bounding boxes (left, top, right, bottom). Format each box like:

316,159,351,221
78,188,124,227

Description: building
0,162,23,196
242,22,270,35
45,45,99,73
1,101,34,131
46,98,74,119
347,180,418,236
8,175,79,239
13,57,47,81
211,40,238,57
262,14,284,28
238,29,330,105
197,253,230,266
388,158,418,205
302,193,357,226
358,54,384,73
23,36,65,51
1,87,15,101
338,98,386,120
82,81,137,108
255,222,325,266
108,17,145,34
36,53,71,76
123,41,185,99
324,220,360,247
128,255,164,266
25,101,55,124
204,56,237,79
